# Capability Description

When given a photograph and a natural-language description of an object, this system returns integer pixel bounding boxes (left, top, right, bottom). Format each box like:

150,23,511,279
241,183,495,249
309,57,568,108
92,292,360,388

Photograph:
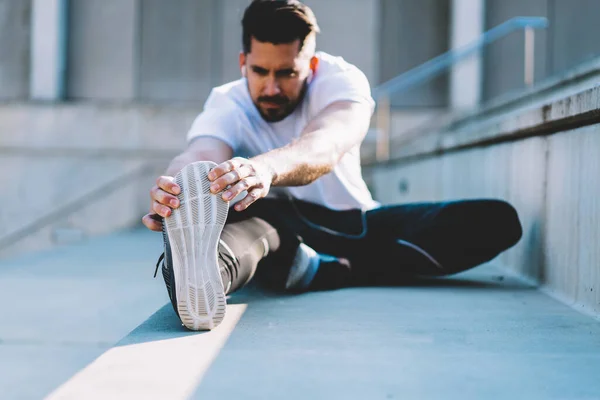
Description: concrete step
38,237,600,400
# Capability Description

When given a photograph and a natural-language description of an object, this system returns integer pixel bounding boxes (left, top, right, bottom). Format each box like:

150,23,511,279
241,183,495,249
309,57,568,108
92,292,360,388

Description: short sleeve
186,89,241,150
308,66,375,118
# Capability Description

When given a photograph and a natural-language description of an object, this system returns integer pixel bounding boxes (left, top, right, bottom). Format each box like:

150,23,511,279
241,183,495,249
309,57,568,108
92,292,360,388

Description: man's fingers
211,170,240,193
208,158,248,183
208,159,239,180
152,200,172,218
210,163,254,193
222,176,260,201
156,176,180,195
151,185,180,208
144,175,179,232
234,188,262,211
142,213,163,232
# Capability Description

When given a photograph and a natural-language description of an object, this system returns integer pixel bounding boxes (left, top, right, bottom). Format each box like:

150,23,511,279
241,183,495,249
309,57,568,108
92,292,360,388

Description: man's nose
263,77,281,96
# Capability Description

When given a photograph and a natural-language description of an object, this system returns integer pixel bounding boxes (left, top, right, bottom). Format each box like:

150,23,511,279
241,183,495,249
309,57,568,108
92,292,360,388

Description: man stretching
142,0,522,330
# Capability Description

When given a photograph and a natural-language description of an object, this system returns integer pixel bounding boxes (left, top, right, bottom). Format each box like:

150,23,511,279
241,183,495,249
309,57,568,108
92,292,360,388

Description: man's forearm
165,138,233,176
251,101,370,187
252,130,341,187
165,153,196,176
165,151,228,176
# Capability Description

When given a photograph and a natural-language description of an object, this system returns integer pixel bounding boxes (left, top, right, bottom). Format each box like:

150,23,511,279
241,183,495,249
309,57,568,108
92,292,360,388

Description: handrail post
369,17,547,164
376,95,391,162
524,26,535,87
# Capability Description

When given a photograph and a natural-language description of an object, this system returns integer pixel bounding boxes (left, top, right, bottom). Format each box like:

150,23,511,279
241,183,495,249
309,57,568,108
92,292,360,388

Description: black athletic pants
218,198,523,293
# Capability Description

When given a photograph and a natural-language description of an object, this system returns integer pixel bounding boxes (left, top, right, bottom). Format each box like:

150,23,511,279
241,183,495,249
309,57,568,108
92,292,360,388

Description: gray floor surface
0,228,167,400
1,228,600,400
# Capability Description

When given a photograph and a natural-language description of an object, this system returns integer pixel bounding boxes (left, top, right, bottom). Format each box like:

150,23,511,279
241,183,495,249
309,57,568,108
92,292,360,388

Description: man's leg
217,198,523,290
165,195,522,299
221,198,357,293
353,199,523,284
217,217,282,294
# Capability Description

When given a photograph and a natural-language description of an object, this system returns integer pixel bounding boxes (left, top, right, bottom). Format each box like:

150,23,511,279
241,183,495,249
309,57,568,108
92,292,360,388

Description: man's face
240,38,314,122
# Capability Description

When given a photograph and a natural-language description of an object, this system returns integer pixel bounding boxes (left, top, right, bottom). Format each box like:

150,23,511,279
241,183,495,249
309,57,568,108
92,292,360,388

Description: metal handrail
373,16,549,161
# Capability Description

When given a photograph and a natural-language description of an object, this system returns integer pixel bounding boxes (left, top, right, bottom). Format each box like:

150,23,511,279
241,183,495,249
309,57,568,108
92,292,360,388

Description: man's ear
239,52,247,77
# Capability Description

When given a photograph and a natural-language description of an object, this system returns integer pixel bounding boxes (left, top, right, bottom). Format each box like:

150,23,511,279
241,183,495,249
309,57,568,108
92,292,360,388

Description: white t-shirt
186,51,379,211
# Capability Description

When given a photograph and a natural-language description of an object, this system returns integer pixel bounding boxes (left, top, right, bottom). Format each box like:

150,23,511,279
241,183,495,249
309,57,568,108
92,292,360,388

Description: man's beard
252,80,309,123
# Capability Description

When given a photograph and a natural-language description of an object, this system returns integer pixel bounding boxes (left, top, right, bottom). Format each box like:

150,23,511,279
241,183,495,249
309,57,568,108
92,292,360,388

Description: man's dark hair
242,0,320,54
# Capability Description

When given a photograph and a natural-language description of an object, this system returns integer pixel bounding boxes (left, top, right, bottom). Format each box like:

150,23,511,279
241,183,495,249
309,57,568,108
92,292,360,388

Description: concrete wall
0,0,31,100
550,0,600,74
305,0,378,86
0,103,197,258
219,0,248,84
138,0,221,102
379,0,450,107
67,0,138,100
545,126,600,316
366,66,600,317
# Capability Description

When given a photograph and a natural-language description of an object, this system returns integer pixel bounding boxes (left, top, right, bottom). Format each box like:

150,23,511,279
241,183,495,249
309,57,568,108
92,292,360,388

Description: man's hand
142,137,234,232
208,157,274,211
142,176,181,232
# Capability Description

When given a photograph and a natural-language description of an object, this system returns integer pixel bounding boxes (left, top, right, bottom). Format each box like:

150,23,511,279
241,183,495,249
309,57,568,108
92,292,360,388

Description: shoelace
153,252,165,278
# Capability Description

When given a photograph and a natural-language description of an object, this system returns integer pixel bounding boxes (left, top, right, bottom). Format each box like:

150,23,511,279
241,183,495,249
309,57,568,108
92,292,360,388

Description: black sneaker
154,225,178,317
155,161,229,331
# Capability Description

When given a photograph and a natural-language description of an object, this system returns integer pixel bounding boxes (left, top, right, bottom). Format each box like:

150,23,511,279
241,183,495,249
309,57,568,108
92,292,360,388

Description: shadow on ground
119,267,534,347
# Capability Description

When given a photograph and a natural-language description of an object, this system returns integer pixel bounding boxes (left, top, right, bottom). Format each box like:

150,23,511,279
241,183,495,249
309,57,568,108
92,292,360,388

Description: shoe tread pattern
165,161,229,330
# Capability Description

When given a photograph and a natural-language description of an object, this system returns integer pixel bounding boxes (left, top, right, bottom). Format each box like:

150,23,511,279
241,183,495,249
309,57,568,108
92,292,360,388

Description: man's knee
491,200,522,248
444,199,523,250
472,200,522,249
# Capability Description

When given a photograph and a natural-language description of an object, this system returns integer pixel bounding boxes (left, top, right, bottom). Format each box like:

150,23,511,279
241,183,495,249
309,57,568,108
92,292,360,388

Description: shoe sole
165,161,229,331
